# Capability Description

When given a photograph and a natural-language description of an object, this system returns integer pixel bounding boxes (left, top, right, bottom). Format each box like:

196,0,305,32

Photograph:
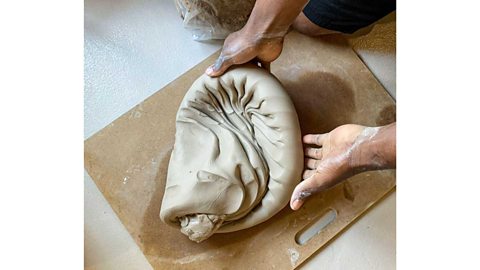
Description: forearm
351,122,396,172
244,0,309,37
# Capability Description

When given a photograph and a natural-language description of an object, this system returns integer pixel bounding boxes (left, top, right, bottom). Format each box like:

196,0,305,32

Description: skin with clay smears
160,65,303,242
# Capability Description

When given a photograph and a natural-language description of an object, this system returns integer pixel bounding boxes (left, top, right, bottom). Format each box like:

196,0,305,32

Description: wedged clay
160,65,303,242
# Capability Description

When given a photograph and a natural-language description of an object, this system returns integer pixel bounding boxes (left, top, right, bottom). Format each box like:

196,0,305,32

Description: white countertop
84,1,396,269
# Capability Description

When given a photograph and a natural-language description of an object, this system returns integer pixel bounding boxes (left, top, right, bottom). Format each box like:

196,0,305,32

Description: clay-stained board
84,31,396,269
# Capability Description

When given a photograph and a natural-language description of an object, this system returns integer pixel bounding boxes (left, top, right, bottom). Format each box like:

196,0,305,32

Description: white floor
84,1,396,269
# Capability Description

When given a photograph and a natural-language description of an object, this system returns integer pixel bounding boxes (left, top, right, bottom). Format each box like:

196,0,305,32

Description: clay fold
160,65,303,241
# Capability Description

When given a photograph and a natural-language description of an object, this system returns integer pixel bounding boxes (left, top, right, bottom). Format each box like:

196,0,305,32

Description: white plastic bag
175,0,255,41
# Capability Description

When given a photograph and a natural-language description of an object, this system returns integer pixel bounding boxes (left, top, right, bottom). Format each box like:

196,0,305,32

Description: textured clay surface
160,66,303,242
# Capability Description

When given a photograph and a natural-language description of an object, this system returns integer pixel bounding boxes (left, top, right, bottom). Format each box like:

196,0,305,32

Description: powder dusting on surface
287,247,300,267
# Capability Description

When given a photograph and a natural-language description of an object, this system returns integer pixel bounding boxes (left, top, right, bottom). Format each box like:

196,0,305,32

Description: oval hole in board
295,208,337,246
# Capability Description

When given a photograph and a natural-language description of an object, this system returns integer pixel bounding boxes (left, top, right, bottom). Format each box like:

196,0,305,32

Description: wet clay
160,65,303,242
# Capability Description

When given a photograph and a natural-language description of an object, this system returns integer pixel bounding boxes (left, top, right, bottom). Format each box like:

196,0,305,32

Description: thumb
290,170,335,211
205,55,233,77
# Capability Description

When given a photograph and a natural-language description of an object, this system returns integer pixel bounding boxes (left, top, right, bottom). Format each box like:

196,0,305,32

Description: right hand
290,124,368,210
205,28,284,77
290,122,396,210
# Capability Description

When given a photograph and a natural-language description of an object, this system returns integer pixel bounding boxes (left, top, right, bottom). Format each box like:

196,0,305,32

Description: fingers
305,158,320,170
303,134,327,146
290,171,334,211
304,147,322,159
206,55,272,77
302,169,316,179
206,55,234,77
205,32,283,77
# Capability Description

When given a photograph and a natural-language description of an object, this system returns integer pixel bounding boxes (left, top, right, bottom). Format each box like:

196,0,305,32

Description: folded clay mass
160,65,303,242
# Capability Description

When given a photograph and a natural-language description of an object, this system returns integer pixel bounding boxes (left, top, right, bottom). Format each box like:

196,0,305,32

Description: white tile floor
84,1,396,269
84,0,221,138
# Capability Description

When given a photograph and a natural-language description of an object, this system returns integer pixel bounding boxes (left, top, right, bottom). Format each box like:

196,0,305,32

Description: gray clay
160,65,303,242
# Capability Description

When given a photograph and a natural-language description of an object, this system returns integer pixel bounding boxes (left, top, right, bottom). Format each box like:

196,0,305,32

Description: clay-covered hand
204,0,310,77
290,123,396,210
205,28,284,77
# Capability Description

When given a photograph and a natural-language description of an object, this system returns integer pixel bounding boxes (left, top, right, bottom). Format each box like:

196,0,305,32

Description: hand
205,28,284,77
290,124,377,210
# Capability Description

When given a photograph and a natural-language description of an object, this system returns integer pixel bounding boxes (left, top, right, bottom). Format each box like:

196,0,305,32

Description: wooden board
84,30,396,269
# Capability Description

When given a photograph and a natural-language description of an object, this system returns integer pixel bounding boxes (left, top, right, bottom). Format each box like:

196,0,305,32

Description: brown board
84,31,396,270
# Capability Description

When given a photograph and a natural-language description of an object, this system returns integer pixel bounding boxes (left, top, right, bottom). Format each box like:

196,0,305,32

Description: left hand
205,28,284,77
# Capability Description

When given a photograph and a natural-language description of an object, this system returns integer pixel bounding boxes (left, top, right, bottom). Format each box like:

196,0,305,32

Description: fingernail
206,66,213,75
291,199,302,211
